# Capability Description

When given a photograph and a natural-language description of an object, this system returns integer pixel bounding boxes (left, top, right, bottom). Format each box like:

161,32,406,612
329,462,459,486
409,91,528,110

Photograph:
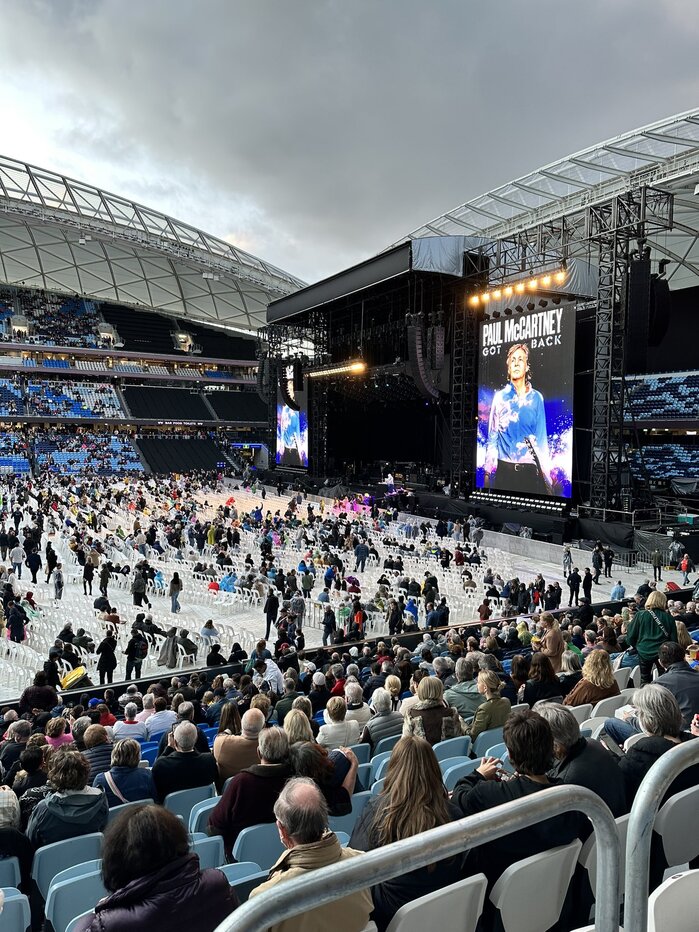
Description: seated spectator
344,681,372,728
452,710,581,887
564,650,620,708
0,784,20,830
209,727,292,860
615,684,699,811
402,676,464,746
135,693,155,724
118,683,143,710
289,741,356,814
464,671,511,741
113,703,148,741
26,748,108,847
317,697,360,750
283,709,314,745
213,706,261,783
0,720,31,771
249,778,372,931
145,697,179,739
358,688,404,753
444,657,485,722
309,671,331,714
557,650,584,698
82,724,114,782
73,804,237,931
155,701,210,757
11,746,47,798
519,654,563,707
93,738,157,807
274,679,304,727
350,736,462,929
45,716,73,749
536,703,626,818
206,644,226,666
151,721,218,802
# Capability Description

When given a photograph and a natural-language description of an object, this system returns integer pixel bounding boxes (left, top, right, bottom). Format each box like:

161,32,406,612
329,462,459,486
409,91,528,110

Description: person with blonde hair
402,676,464,746
350,736,461,928
382,674,403,712
464,670,511,741
628,589,677,683
536,612,565,673
284,708,314,745
563,648,620,707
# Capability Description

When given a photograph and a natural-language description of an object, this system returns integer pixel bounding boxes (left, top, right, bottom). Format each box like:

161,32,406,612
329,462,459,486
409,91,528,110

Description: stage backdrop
475,302,576,498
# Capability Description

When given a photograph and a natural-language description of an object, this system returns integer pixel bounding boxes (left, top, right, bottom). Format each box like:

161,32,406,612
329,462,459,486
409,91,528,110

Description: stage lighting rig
468,267,568,307
306,360,367,379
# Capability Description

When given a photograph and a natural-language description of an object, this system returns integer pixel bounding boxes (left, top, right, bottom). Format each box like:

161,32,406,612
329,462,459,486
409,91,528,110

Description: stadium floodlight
307,360,366,379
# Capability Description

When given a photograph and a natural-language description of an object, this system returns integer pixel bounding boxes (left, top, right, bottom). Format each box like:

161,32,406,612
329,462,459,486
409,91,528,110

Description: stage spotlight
538,299,548,308
469,295,480,306
504,286,513,297
528,278,538,290
555,271,566,284
504,307,513,316
542,275,552,286
552,296,561,305
515,283,525,293
515,305,524,314
658,258,671,277
492,310,501,319
492,289,502,300
481,293,490,303
526,301,536,311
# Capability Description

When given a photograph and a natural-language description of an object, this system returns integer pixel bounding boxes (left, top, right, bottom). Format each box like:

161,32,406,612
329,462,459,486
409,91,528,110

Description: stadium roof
0,156,306,331
393,109,699,292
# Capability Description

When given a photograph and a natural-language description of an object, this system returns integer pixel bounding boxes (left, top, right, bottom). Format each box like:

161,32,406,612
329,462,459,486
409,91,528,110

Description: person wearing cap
309,671,331,715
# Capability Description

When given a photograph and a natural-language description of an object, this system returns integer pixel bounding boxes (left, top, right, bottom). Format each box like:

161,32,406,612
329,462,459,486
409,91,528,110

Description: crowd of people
0,469,698,930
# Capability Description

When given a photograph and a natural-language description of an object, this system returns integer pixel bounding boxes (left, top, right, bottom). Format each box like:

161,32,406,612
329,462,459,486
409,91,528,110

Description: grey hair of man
142,694,155,711
455,657,477,683
432,656,451,676
283,679,296,695
346,663,359,679
632,684,683,738
258,726,289,763
536,703,581,754
123,703,138,721
177,701,194,721
71,716,92,745
371,687,391,714
274,776,329,845
478,654,500,673
345,681,364,705
10,719,31,740
174,720,198,752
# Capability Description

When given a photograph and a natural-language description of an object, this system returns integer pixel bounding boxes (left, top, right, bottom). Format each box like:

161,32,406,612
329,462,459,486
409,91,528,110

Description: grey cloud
1,0,698,282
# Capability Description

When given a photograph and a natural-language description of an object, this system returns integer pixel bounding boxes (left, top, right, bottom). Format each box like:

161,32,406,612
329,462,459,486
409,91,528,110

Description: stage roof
0,156,306,331
392,109,699,292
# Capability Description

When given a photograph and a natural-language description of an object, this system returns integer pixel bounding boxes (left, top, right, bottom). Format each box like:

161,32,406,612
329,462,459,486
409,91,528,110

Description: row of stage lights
307,360,367,379
468,270,567,307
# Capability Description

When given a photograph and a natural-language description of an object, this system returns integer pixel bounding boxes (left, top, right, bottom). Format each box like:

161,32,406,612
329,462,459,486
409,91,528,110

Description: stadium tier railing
213,784,620,932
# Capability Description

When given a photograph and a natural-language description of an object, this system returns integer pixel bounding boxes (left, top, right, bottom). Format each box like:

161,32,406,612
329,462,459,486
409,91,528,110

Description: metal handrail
214,784,619,932
624,738,699,932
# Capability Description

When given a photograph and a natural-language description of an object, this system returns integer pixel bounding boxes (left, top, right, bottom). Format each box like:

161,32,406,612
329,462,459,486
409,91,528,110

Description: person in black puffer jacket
73,805,237,932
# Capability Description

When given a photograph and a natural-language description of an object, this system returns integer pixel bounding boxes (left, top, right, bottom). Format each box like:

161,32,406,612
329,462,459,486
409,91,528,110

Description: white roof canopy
0,156,306,331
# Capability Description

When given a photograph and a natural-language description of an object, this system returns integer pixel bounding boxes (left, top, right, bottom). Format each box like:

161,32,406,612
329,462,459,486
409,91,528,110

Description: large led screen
475,302,575,498
276,403,309,469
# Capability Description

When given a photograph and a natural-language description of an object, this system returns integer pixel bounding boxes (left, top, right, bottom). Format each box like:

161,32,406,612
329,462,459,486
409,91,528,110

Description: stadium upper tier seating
99,304,180,354
34,433,143,474
122,386,216,421
135,436,228,472
625,373,699,420
205,391,267,421
27,381,124,418
176,318,257,360
14,291,107,348
0,431,30,473
628,444,699,480
0,377,25,414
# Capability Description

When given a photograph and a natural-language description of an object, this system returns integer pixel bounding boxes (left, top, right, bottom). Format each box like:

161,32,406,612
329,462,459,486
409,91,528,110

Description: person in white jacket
317,697,360,750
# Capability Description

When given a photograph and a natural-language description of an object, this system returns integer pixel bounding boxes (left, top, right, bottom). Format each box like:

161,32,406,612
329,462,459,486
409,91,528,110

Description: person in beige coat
463,670,511,741
250,777,372,932
537,612,565,673
212,708,263,782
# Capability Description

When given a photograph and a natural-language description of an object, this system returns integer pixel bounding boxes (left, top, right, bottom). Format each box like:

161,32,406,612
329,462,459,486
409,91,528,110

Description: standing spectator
536,612,565,673
9,543,23,578
52,563,64,603
627,590,678,684
169,572,182,614
96,632,118,685
263,590,279,640
83,562,94,596
124,626,148,681
567,567,581,606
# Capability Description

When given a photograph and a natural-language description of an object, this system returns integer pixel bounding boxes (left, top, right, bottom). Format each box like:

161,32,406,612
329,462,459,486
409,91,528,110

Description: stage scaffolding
460,185,673,510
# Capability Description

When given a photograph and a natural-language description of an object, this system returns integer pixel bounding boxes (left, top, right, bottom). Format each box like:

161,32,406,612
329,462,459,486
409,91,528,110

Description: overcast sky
1,0,698,284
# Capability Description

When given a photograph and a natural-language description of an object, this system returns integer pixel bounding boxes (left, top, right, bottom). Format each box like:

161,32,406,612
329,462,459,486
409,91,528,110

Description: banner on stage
475,302,576,498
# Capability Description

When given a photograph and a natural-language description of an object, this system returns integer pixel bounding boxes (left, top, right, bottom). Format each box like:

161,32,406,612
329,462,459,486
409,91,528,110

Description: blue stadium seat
190,835,225,870
189,797,221,834
433,736,472,761
232,823,284,870
373,734,401,756
163,784,216,823
31,833,104,900
106,798,155,822
443,759,483,792
328,791,372,836
45,870,107,932
217,861,263,884
0,857,21,887
0,887,31,932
